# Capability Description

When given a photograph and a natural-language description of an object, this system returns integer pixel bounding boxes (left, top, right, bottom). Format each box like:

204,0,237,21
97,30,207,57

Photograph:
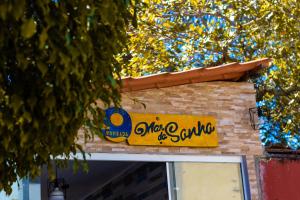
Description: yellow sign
102,108,218,147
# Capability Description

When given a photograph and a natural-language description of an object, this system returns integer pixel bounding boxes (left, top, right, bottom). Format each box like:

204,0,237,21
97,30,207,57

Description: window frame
70,153,251,200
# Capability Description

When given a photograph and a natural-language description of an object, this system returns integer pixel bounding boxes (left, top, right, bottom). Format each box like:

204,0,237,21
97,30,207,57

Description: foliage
119,0,299,148
0,0,134,194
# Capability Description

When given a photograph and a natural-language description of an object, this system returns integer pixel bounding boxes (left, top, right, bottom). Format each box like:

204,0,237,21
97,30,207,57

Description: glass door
167,162,245,200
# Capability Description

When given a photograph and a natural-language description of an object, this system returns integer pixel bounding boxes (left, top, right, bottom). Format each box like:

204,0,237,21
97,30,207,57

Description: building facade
3,58,271,200
77,58,271,200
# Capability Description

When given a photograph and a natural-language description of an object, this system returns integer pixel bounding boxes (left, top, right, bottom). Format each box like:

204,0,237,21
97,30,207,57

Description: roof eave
121,58,272,92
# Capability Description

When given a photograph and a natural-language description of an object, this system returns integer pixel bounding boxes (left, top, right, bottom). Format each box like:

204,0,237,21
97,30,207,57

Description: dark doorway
42,161,169,200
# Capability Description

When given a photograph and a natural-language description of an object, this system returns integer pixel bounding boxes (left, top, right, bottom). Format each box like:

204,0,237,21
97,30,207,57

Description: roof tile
121,58,272,92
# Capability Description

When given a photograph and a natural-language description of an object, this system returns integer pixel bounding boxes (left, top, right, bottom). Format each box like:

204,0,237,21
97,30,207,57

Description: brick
79,81,262,200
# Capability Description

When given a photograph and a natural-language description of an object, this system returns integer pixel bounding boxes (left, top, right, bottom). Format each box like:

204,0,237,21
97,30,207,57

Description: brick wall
79,81,263,200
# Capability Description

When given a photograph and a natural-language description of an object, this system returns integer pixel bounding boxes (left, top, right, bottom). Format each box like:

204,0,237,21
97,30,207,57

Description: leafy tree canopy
1,0,299,195
119,0,299,149
0,0,134,194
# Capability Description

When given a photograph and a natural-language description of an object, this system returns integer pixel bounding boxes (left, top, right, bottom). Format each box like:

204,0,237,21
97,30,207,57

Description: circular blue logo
102,107,132,142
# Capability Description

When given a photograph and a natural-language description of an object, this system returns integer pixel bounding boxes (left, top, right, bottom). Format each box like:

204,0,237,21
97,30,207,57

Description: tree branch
161,11,235,27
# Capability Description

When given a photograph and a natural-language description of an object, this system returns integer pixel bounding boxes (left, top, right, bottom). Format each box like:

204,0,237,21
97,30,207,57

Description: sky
0,182,20,200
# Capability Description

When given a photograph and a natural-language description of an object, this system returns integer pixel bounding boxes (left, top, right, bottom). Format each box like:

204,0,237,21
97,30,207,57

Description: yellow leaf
189,24,196,31
196,26,203,34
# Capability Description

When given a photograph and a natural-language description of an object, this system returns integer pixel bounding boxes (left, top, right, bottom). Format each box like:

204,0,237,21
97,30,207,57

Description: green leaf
11,94,23,113
37,61,48,77
21,18,37,38
39,28,48,49
12,1,25,20
0,0,134,195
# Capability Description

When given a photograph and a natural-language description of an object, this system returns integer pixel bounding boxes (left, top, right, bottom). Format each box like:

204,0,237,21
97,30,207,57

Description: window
4,153,250,200
170,162,245,200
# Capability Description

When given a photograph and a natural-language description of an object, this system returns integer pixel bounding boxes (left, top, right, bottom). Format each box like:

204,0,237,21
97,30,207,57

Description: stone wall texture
79,81,263,200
